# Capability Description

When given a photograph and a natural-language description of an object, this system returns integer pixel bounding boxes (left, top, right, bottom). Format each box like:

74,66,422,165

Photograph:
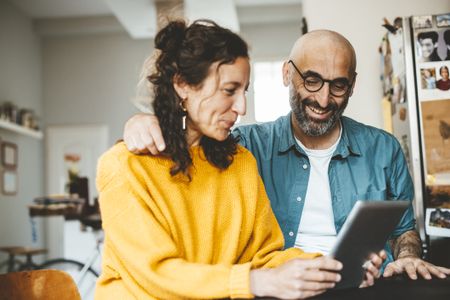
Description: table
257,275,450,300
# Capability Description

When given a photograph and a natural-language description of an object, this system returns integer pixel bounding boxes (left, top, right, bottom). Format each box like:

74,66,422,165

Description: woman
95,20,374,300
437,65,450,91
422,69,436,89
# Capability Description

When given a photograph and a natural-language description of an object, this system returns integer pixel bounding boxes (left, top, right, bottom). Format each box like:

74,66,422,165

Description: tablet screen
330,200,409,289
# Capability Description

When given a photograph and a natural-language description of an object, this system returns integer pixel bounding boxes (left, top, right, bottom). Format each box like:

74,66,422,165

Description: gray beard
289,84,348,137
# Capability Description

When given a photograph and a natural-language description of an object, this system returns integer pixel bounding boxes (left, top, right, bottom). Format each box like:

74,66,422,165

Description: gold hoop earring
180,99,187,130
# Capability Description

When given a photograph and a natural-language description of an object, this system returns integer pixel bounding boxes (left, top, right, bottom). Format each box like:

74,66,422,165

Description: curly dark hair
148,19,249,178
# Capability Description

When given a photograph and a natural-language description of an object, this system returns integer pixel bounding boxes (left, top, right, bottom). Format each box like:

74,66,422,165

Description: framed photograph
426,208,450,237
420,68,437,90
1,142,18,169
2,170,17,195
413,15,433,29
436,13,450,28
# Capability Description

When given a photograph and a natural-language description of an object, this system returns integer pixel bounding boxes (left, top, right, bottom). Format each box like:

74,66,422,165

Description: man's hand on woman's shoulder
123,113,165,155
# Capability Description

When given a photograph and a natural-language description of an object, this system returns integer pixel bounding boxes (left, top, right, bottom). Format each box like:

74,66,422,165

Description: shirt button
302,164,308,169
297,196,302,202
289,231,294,237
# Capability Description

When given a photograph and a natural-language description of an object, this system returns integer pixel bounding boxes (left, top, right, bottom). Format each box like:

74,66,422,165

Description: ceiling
7,0,303,38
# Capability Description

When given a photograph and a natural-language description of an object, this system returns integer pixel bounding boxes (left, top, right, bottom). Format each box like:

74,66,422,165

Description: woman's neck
186,125,202,147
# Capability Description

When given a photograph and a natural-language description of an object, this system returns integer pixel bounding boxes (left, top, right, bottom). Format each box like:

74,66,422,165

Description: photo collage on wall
413,13,450,237
414,14,450,99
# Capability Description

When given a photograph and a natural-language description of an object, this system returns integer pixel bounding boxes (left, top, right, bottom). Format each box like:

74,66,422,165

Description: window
253,61,290,122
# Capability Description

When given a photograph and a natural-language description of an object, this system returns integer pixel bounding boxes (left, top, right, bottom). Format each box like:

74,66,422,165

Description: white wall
0,1,45,256
303,0,450,129
42,20,304,131
42,33,149,146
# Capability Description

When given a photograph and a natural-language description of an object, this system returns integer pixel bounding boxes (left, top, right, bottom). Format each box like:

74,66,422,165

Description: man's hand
383,256,450,280
250,257,342,299
359,250,387,288
387,230,450,280
123,113,165,155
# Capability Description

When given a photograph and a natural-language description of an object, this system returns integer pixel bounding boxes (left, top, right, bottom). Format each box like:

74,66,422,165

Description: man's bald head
289,30,357,77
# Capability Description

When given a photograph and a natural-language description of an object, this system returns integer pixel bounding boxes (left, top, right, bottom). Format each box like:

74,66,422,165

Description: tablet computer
330,200,409,289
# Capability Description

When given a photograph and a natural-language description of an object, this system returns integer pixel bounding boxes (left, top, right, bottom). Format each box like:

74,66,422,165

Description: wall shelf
0,119,43,139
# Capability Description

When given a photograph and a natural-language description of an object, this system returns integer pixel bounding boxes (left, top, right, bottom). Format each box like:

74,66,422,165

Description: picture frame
413,15,433,29
420,68,437,90
2,170,17,195
425,208,450,237
1,141,18,169
436,13,450,28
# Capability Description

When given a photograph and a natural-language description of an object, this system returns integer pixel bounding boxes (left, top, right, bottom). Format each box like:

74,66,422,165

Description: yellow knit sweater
95,142,319,300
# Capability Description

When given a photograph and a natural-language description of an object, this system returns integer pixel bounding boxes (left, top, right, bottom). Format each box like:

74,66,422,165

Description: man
417,31,441,62
444,29,450,61
123,30,450,282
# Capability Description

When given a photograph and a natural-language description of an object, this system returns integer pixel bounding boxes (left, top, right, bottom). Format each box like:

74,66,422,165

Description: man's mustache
300,97,338,112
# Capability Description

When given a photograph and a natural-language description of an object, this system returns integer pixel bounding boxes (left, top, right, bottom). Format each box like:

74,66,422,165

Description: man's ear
173,75,189,99
282,61,291,87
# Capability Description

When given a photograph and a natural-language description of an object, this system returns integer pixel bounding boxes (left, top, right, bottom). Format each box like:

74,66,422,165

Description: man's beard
289,84,349,136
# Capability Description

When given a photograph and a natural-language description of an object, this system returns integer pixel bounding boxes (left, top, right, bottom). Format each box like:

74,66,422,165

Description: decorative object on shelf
19,108,39,130
0,101,40,131
0,102,18,123
2,170,17,195
1,141,18,169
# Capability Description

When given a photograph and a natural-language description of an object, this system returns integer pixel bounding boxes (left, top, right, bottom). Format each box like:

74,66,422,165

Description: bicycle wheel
39,258,98,300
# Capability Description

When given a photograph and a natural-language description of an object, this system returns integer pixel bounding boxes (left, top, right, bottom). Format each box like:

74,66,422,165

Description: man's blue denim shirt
234,113,416,264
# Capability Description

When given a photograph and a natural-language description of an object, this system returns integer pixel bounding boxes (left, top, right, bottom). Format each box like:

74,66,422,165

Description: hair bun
154,20,186,54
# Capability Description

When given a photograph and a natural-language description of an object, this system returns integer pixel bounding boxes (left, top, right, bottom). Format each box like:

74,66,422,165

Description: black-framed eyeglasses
288,60,356,97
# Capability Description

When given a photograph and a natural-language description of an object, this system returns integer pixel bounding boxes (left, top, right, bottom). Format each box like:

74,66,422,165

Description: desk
258,276,450,300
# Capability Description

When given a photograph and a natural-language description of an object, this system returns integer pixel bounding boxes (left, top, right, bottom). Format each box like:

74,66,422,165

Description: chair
0,269,81,300
0,246,47,271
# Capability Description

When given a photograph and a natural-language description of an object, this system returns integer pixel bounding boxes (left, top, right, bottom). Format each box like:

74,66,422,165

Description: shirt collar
278,112,298,153
334,116,361,158
278,114,361,158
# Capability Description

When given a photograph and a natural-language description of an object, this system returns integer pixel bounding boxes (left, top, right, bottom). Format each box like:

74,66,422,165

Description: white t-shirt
294,128,342,255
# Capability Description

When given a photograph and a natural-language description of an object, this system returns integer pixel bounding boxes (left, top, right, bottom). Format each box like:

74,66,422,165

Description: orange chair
0,269,81,300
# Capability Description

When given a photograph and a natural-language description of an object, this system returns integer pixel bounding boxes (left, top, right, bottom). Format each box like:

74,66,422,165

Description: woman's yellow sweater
95,142,319,299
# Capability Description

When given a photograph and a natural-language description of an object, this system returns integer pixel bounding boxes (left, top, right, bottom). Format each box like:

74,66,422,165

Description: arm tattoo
389,230,422,259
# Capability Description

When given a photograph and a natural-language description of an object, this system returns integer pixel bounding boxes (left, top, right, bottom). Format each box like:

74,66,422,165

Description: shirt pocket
352,189,387,202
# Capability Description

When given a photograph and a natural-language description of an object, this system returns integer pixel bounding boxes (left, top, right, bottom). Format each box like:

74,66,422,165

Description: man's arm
383,140,450,280
384,230,450,280
390,230,422,260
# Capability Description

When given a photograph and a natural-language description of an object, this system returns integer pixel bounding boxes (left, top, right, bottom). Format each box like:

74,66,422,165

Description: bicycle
39,219,102,300
2,190,103,300
0,239,100,300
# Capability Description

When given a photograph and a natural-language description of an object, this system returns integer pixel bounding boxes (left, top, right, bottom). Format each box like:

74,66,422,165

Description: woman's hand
250,257,342,299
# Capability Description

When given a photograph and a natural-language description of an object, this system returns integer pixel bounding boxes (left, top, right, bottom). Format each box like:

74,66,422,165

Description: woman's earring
180,99,187,130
